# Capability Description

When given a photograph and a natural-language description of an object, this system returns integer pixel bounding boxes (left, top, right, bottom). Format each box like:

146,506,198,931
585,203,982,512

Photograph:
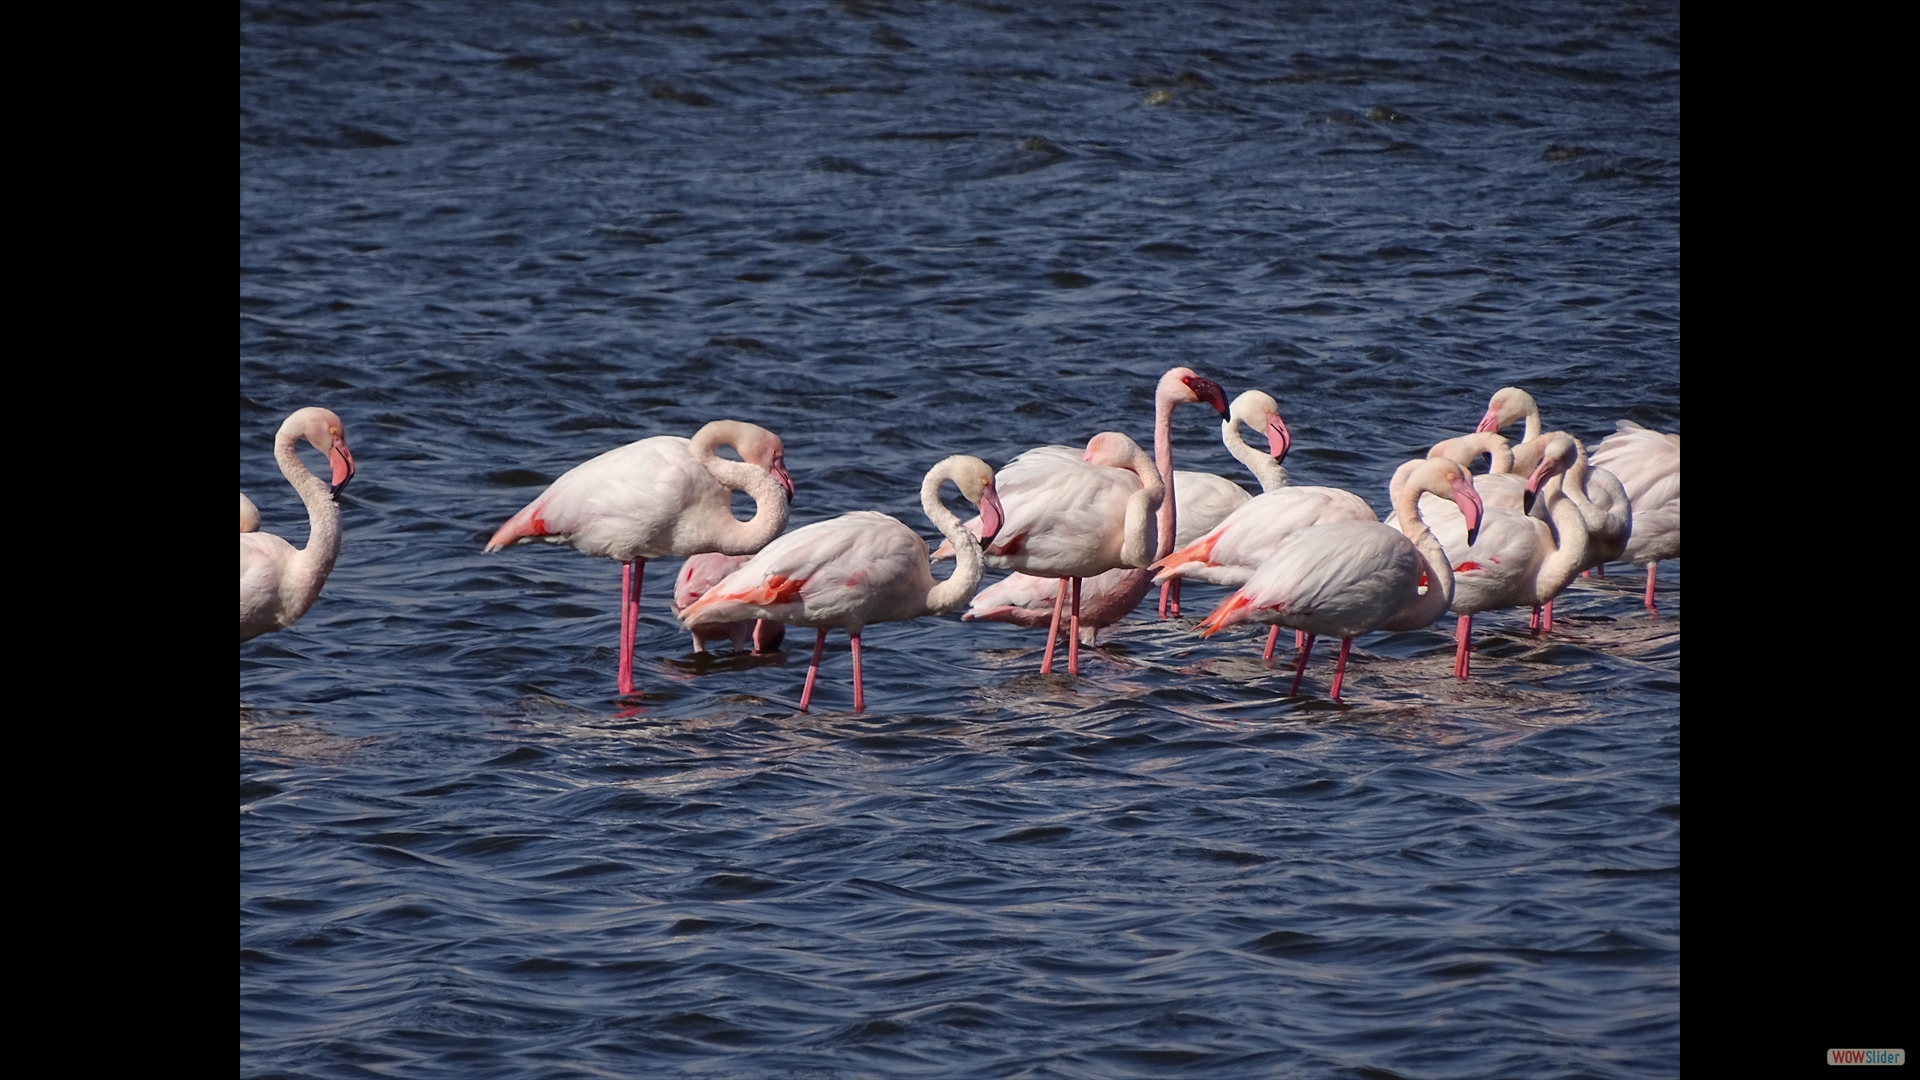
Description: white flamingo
241,408,357,643
1588,420,1679,613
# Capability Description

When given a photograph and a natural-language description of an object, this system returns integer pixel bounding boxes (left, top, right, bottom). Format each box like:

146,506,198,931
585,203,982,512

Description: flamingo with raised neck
240,407,357,642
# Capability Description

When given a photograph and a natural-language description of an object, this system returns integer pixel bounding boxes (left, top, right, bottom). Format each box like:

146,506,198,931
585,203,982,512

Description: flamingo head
1418,459,1484,546
735,426,796,501
1522,433,1578,514
285,407,355,497
1162,366,1228,416
1476,386,1536,435
946,456,1004,543
1228,391,1290,461
1082,431,1148,468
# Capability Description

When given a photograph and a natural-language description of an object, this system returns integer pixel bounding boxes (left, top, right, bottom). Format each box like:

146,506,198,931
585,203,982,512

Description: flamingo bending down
671,553,786,654
1476,386,1547,475
484,420,795,696
1414,434,1589,678
941,367,1227,670
1588,420,1679,613
1159,389,1293,617
241,408,357,642
678,455,1005,713
241,492,260,533
1195,459,1485,702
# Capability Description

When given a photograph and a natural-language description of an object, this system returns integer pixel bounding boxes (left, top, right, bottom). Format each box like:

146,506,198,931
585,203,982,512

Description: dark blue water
241,3,1679,1075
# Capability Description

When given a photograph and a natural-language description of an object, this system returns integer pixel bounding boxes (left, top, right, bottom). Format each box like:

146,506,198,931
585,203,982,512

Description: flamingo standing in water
1588,420,1679,613
946,367,1228,659
241,407,357,642
484,420,795,696
671,553,786,654
678,455,1005,714
1195,458,1485,702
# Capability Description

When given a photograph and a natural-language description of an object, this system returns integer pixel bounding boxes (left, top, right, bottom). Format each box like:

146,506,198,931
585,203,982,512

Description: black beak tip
1522,490,1536,514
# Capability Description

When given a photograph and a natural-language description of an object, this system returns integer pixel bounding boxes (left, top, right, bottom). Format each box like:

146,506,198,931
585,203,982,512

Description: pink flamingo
943,367,1227,663
678,455,1005,714
1196,458,1485,702
1588,420,1679,613
1475,386,1547,474
241,492,260,533
671,553,786,654
241,408,357,642
484,420,795,696
1157,389,1294,617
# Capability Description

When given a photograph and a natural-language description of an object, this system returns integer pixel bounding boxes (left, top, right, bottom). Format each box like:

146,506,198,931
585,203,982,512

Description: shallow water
241,3,1679,1075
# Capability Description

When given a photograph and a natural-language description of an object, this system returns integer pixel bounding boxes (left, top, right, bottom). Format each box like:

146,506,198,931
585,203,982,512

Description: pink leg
1453,614,1472,680
1158,580,1170,619
1644,562,1658,614
1529,605,1541,632
799,627,827,712
618,560,645,696
1067,577,1082,676
850,633,864,714
1041,578,1066,673
1295,630,1306,652
1541,600,1554,635
1288,634,1317,697
1595,562,1607,579
1262,625,1280,662
1329,637,1353,702
1170,577,1182,618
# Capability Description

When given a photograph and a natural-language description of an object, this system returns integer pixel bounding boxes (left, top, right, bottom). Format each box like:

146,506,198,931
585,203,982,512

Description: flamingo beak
1474,407,1502,434
1450,475,1485,546
1521,453,1558,514
1265,412,1292,462
329,442,356,498
977,486,1006,544
773,461,796,502
1186,376,1228,416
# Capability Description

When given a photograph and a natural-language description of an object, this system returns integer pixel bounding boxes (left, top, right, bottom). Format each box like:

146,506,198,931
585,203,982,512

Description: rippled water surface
241,2,1679,1076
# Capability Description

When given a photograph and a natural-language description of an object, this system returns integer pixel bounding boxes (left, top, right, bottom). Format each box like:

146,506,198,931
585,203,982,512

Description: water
241,3,1679,1075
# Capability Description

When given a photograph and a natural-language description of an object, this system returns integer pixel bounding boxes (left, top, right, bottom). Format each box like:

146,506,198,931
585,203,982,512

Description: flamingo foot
799,627,827,712
851,634,864,714
1262,625,1280,663
1041,578,1066,674
1288,634,1317,697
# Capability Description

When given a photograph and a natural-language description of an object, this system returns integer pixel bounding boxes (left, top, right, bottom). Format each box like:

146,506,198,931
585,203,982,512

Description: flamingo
1195,458,1485,702
241,492,260,533
1158,389,1293,617
677,455,1006,714
1412,433,1591,678
966,387,1288,635
670,553,786,654
241,407,357,643
1588,420,1679,613
484,419,795,696
940,367,1227,672
1475,386,1547,474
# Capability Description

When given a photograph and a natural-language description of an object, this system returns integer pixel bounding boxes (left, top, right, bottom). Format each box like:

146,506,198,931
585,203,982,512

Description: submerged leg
1067,577,1082,676
1329,637,1354,702
1262,625,1280,663
799,627,828,712
850,633,864,714
1288,634,1318,697
1040,578,1067,674
1643,562,1659,614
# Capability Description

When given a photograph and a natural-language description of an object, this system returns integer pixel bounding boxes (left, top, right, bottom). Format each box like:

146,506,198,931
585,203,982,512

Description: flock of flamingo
239,370,1679,710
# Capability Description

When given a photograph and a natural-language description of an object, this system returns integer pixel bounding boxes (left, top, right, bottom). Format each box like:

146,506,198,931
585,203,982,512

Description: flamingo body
240,407,357,643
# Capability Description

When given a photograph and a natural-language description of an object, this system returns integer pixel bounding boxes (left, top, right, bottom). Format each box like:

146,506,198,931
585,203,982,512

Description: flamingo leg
1170,577,1182,618
1453,614,1473,680
1541,600,1554,635
1529,605,1541,632
753,619,770,653
1595,562,1606,579
850,633,864,714
1040,578,1066,674
1295,630,1306,652
1288,634,1317,697
1643,562,1658,614
1262,625,1280,662
1158,580,1170,619
618,559,645,696
799,627,827,712
1329,637,1353,702
1067,577,1082,676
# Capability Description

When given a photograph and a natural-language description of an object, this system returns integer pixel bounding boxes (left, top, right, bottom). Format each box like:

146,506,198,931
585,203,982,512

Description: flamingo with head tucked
241,408,357,642
671,553,786,654
484,420,795,696
1476,386,1547,475
1588,420,1679,613
679,455,1004,714
1196,458,1485,702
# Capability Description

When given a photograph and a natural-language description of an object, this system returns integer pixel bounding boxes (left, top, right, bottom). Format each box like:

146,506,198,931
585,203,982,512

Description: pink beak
772,461,796,501
1264,413,1292,461
1450,475,1485,546
1475,407,1502,434
329,442,356,496
977,487,1006,543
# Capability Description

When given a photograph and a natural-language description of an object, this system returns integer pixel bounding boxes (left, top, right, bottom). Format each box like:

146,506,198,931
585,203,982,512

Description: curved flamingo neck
1390,478,1456,627
273,419,343,605
689,422,790,555
1153,386,1181,560
1223,417,1289,492
922,462,987,616
1118,448,1167,569
1532,467,1592,600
